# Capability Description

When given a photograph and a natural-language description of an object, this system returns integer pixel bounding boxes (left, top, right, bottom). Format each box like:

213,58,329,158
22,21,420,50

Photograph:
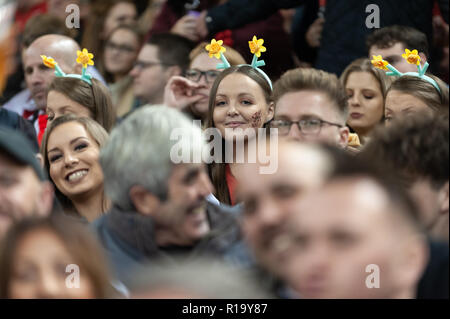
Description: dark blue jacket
206,0,449,75
0,108,38,152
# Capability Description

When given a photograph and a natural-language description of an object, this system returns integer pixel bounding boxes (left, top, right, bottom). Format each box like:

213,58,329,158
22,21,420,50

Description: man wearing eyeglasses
129,33,194,107
269,68,350,149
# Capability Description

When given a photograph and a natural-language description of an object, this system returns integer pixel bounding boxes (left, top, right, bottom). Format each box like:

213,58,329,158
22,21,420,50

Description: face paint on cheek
251,111,262,128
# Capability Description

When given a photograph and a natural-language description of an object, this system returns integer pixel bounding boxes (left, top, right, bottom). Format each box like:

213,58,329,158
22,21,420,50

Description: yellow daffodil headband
41,48,94,85
371,49,441,93
205,36,273,90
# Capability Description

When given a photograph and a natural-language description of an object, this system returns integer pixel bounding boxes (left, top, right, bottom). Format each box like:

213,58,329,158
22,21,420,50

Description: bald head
23,35,82,110
26,34,81,71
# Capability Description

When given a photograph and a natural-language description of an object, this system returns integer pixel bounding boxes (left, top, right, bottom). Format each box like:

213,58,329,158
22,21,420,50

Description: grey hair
100,105,205,210
129,257,275,299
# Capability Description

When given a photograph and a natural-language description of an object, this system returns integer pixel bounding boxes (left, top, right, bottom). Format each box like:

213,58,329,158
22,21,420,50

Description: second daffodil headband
41,48,94,85
205,36,272,90
371,49,441,93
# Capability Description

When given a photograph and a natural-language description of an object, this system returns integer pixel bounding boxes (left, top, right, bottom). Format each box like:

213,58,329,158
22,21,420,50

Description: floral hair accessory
205,35,272,90
371,49,440,93
41,48,94,85
205,39,229,69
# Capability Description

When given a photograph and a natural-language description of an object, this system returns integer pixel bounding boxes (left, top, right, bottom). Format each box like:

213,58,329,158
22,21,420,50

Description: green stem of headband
418,62,429,76
251,54,265,68
54,65,65,77
386,64,402,77
385,61,440,93
217,53,231,69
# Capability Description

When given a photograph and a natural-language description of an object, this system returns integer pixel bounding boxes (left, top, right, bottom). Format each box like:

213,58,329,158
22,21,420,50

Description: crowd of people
0,0,448,299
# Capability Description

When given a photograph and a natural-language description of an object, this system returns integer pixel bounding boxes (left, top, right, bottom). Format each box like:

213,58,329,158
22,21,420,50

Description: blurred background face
8,228,95,299
384,90,431,124
103,1,136,38
186,53,221,118
281,179,415,299
154,164,214,246
213,73,273,142
0,0,16,94
408,178,447,231
237,144,330,275
23,44,75,110
345,71,384,135
0,153,48,238
46,122,103,200
104,28,140,79
47,0,81,20
46,90,93,123
130,44,169,104
271,90,348,147
369,43,422,74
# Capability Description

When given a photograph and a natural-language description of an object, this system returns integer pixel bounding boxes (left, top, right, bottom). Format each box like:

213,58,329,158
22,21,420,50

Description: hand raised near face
164,76,207,111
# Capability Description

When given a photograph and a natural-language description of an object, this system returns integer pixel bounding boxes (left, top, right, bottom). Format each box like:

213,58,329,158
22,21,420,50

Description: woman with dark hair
206,65,274,205
46,77,116,132
40,115,110,222
0,216,112,298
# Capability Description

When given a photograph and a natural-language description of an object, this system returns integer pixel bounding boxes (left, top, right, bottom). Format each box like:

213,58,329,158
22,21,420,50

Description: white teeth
67,170,88,182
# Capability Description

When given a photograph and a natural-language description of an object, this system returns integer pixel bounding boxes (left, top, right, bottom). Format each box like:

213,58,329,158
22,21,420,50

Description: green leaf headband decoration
371,49,441,93
41,48,94,85
205,36,273,90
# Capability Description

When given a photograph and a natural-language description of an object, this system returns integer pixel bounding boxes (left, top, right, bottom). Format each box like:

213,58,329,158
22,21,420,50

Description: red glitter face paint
251,111,262,128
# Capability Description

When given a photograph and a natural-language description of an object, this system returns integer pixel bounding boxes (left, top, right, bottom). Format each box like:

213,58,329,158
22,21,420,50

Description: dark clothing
417,239,449,299
206,0,449,75
0,108,38,153
149,0,295,79
92,202,252,287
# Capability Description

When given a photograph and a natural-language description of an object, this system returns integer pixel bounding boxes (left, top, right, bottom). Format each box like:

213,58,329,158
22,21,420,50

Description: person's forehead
190,53,219,70
346,71,379,89
385,90,428,110
171,162,205,176
276,90,338,118
110,29,137,43
217,73,262,94
0,152,39,181
291,179,390,231
239,144,330,193
370,42,405,56
139,44,159,60
47,122,90,148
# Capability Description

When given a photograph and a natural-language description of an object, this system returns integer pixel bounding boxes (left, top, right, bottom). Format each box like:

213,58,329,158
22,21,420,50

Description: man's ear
166,65,183,79
265,101,275,123
438,181,449,216
419,52,428,65
73,62,83,75
339,126,350,149
39,181,54,217
129,185,160,216
36,153,44,168
395,234,429,294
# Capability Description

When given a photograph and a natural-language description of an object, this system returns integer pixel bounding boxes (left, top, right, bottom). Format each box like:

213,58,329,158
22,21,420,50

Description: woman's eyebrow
48,137,88,154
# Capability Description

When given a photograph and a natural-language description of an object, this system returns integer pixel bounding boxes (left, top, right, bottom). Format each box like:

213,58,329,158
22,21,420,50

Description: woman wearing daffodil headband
41,49,115,133
340,58,392,145
204,36,275,206
371,49,449,123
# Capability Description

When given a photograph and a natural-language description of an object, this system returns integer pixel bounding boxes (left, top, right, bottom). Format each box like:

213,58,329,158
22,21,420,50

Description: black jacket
206,0,449,75
0,108,38,152
92,202,253,287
